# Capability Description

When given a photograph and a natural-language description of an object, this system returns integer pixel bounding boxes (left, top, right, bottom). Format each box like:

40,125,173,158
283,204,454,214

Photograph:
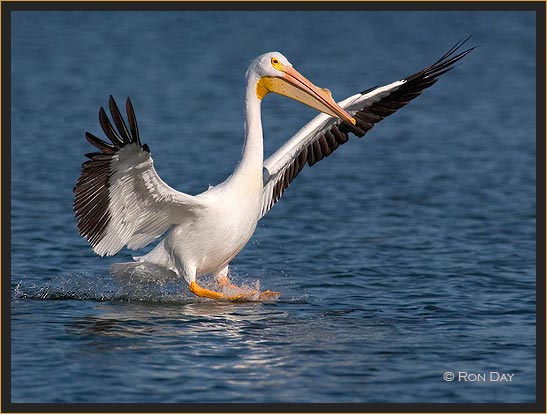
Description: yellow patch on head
271,57,284,71
256,76,286,100
256,77,270,100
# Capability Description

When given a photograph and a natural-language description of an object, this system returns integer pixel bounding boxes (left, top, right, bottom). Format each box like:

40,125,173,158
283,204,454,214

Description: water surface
10,10,536,403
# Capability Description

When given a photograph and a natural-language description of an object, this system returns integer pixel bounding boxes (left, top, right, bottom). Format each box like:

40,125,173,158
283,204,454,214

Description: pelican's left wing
74,97,204,257
261,38,473,218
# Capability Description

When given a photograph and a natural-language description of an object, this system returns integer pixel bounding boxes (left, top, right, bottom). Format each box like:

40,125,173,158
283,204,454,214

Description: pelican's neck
234,78,264,179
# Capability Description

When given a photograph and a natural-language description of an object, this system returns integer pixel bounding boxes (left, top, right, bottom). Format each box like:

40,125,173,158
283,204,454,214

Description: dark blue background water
10,10,536,403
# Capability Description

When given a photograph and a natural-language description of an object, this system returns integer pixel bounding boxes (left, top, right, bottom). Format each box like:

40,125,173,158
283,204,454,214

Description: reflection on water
64,300,334,392
67,301,288,340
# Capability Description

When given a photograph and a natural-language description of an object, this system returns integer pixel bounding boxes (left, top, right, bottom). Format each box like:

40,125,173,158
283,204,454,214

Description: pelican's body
148,170,263,279
74,41,473,301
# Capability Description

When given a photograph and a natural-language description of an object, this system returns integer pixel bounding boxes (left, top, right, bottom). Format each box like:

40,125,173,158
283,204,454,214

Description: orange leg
190,282,250,302
190,277,280,302
189,281,226,300
218,275,280,301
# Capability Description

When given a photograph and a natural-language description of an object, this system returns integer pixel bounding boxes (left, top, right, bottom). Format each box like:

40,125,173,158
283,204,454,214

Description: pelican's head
247,52,356,125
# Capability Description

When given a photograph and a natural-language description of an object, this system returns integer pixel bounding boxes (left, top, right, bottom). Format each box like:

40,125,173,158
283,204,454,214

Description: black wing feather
108,95,133,143
74,97,149,249
126,97,142,146
85,132,115,154
262,37,474,215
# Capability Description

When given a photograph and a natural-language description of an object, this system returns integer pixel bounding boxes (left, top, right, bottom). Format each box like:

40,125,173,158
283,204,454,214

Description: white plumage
74,40,473,301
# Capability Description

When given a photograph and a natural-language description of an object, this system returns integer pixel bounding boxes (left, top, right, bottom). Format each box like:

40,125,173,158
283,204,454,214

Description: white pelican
74,38,473,301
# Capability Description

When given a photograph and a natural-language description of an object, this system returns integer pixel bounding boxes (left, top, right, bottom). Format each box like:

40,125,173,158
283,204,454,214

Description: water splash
11,270,283,304
12,272,120,301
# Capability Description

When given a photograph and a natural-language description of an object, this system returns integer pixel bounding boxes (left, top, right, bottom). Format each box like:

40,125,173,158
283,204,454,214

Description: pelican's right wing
261,37,474,218
74,96,204,256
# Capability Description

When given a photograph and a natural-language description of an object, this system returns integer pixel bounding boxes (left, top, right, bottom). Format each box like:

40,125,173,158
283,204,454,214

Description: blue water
10,10,537,403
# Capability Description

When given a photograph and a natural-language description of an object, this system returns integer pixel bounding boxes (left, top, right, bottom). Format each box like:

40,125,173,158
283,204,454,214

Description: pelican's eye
271,57,283,71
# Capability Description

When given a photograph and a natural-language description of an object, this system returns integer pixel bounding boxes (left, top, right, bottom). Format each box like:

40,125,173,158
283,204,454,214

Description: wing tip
93,96,147,152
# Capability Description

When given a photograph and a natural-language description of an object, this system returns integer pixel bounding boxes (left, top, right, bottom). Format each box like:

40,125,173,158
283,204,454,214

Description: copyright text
443,371,514,382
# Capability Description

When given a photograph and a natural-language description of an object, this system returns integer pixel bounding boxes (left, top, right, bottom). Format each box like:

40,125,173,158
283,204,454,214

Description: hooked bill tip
350,118,356,125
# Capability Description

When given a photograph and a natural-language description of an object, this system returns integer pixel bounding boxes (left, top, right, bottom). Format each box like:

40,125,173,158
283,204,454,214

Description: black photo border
1,1,545,413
